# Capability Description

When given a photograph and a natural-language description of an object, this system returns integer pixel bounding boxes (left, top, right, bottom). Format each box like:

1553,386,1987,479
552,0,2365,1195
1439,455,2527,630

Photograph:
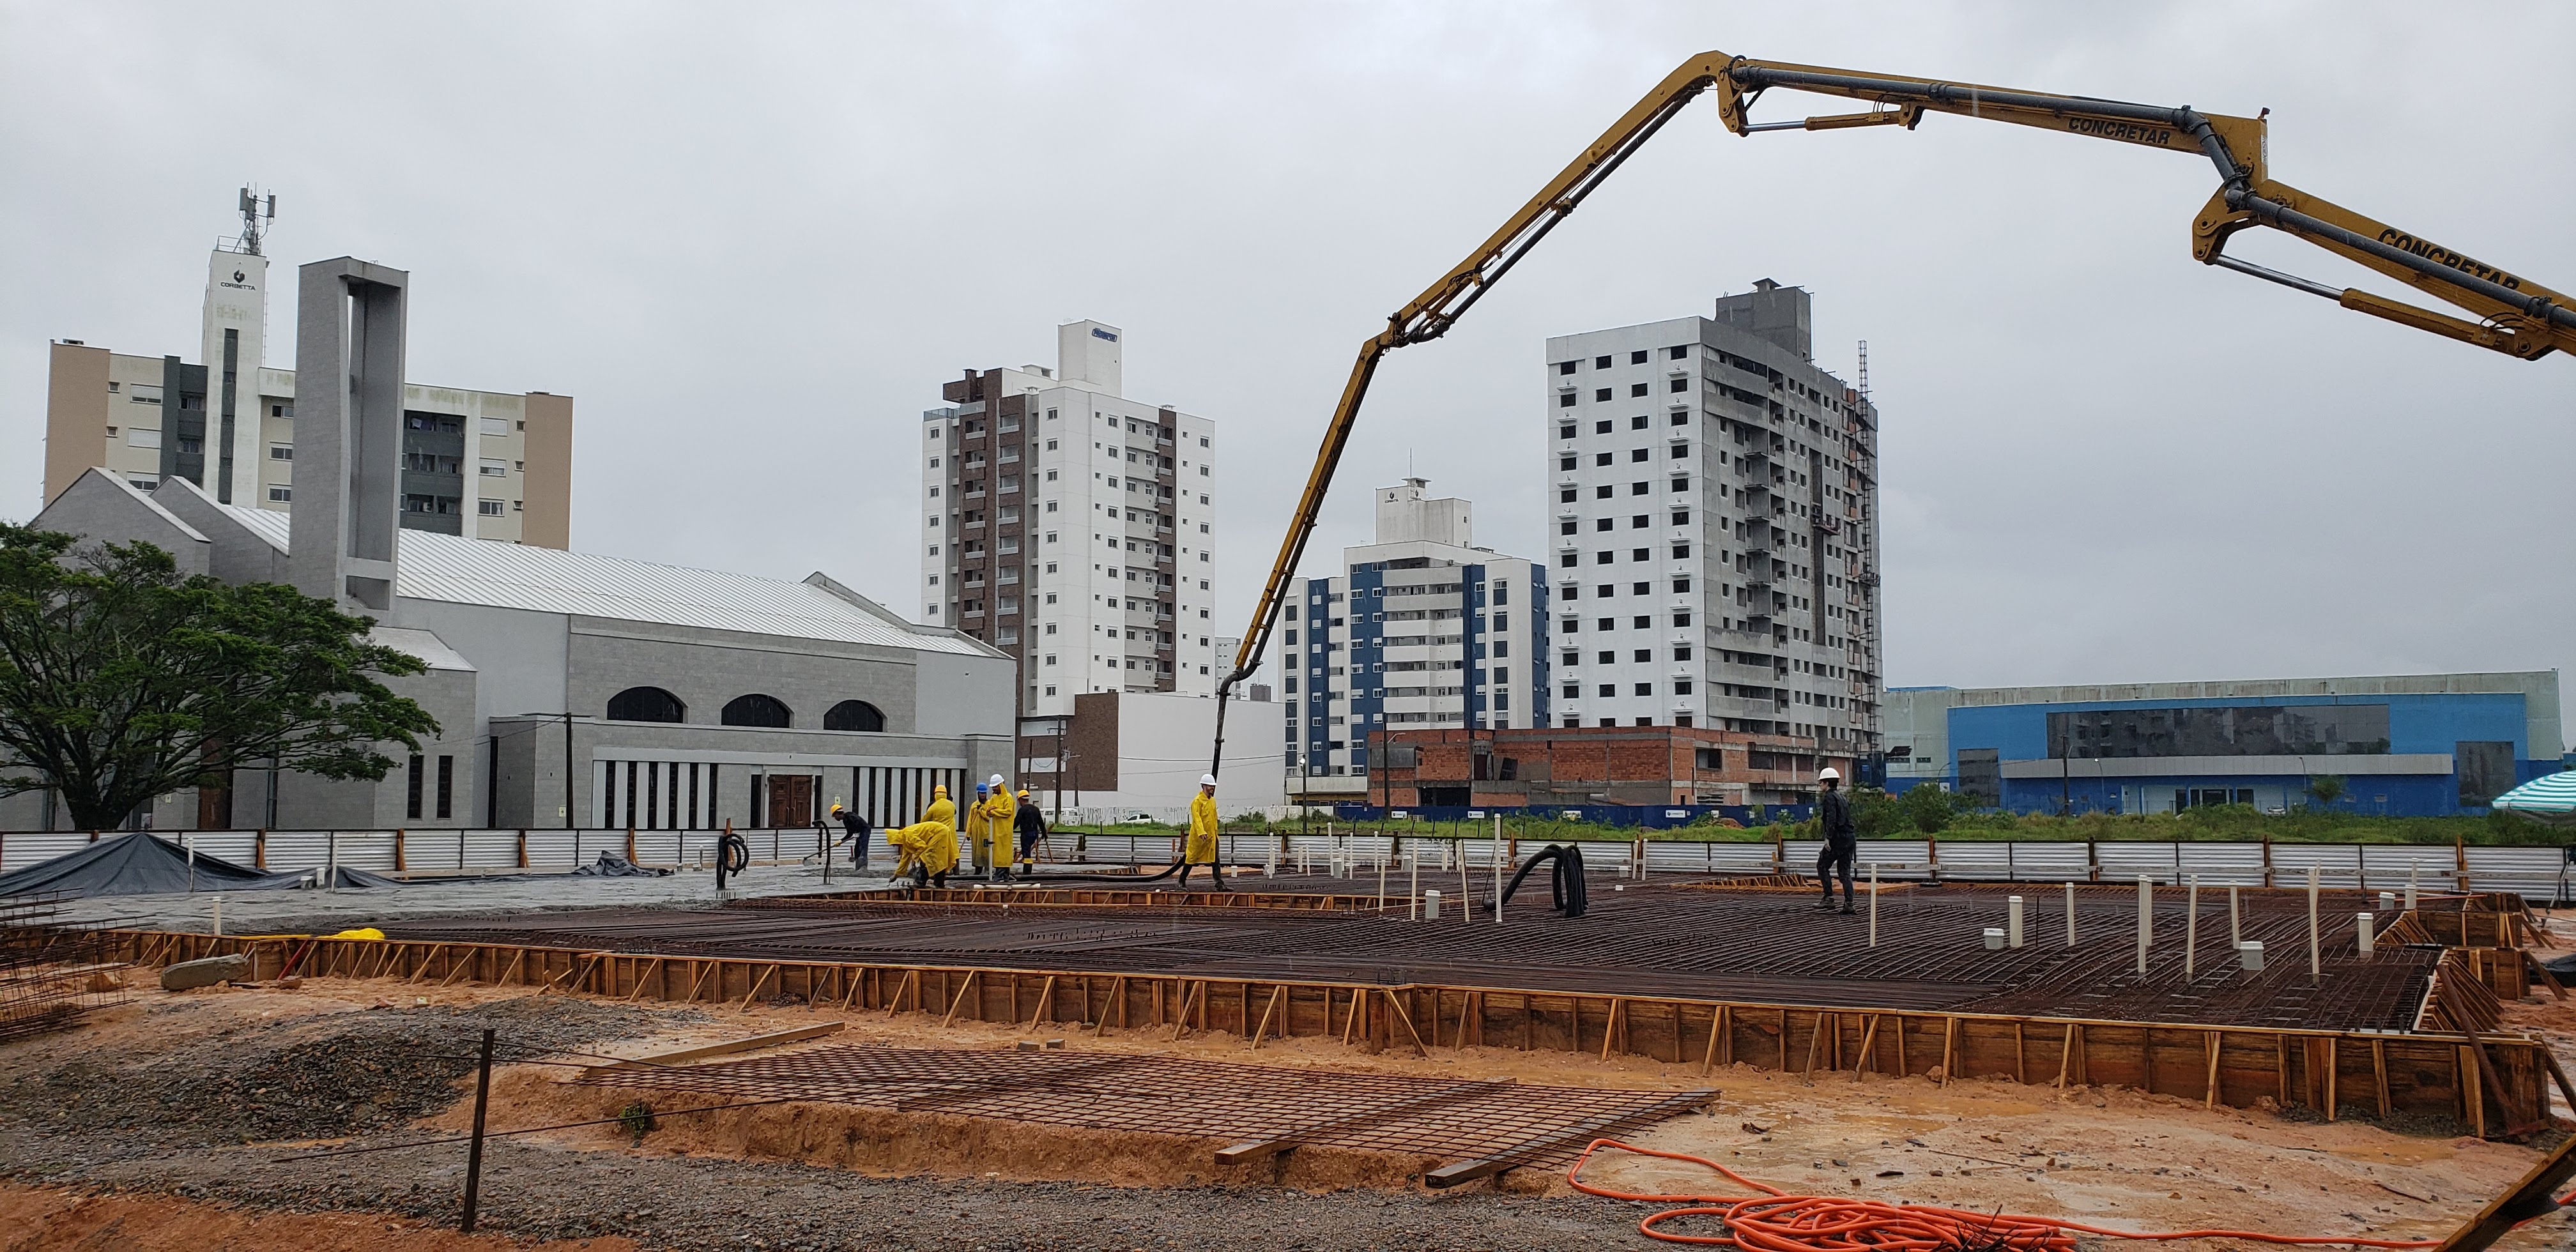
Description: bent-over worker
889,784,960,888
831,803,872,871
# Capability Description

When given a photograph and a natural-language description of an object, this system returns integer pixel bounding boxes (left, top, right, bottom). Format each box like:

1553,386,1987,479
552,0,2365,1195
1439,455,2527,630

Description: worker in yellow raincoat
1175,773,1227,891
888,783,959,887
965,774,1016,882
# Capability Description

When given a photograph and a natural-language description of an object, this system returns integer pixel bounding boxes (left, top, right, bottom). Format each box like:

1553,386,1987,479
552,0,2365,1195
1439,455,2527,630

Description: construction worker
1012,787,1047,874
887,784,958,888
1175,773,1227,891
1816,767,1857,914
830,803,872,871
971,774,1016,882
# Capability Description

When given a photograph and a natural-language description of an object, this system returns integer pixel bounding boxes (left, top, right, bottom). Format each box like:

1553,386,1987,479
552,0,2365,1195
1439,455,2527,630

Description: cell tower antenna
234,186,276,256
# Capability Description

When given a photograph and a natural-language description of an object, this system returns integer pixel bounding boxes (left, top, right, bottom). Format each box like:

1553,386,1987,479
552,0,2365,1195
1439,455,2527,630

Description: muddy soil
1,977,2568,1251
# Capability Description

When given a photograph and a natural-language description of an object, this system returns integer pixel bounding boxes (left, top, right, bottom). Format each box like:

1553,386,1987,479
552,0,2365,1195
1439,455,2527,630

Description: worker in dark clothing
1815,767,1857,914
831,804,872,871
1011,788,1047,874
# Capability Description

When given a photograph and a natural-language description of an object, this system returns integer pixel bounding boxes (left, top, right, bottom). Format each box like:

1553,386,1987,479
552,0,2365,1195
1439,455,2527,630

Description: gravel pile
5,1131,1618,1251
0,995,684,1150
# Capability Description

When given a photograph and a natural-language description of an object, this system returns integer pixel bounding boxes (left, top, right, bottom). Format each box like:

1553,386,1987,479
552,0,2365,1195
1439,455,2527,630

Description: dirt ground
3,972,2573,1250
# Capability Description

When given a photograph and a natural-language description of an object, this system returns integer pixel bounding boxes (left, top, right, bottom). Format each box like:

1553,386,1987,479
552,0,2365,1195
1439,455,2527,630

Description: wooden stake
2205,1031,2223,1110
1853,1015,1881,1080
1026,975,1057,1032
1701,1005,1724,1075
2056,1021,2078,1088
940,970,977,1028
2372,1039,2391,1120
1248,984,1286,1050
1940,1016,1956,1087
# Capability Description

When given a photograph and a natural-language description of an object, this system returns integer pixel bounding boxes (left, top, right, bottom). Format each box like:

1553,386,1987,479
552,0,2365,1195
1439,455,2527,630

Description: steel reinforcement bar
101,928,2564,1140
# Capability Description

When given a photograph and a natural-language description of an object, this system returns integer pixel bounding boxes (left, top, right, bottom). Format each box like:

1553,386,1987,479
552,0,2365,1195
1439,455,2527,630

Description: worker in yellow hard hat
1175,773,1227,891
1012,787,1046,876
888,784,959,887
829,803,872,871
964,774,1016,882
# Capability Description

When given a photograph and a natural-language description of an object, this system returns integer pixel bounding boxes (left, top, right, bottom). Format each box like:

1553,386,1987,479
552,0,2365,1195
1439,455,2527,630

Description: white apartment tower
1544,281,1882,751
43,192,573,547
1284,478,1545,788
921,321,1220,720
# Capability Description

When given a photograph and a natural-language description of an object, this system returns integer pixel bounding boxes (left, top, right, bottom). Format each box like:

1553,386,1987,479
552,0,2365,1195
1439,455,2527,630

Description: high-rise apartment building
1284,478,1545,795
40,195,572,547
1543,280,1882,752
921,321,1219,721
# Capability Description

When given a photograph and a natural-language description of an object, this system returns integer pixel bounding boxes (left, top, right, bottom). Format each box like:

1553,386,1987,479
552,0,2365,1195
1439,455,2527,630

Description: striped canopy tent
2492,770,2576,826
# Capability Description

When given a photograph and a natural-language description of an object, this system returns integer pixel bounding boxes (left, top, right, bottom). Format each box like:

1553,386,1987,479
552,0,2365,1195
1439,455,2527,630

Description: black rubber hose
1019,860,1190,885
716,833,749,875
1498,844,1589,918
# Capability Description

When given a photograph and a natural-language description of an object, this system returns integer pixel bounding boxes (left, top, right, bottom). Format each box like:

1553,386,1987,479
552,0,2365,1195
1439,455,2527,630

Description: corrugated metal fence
7,828,2568,901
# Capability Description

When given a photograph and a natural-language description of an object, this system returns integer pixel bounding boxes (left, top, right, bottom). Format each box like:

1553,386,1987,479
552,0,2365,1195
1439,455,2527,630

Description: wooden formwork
102,928,2565,1140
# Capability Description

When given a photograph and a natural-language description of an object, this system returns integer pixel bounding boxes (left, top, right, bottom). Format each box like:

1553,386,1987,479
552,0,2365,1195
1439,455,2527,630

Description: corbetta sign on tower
1092,327,1117,342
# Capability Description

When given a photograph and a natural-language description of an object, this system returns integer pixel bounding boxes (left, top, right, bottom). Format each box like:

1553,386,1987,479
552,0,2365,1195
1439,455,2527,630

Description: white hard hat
1200,774,1217,788
1818,767,1841,781
990,773,1005,788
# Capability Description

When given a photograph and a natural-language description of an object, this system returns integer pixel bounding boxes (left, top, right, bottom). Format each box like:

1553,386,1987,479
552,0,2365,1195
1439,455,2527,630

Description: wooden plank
1939,1016,1956,1087
940,970,979,1030
1025,975,1057,1032
2430,1131,2576,1252
1384,989,1429,1057
1248,984,1286,1050
1853,1014,1881,1080
578,1023,845,1078
2372,1039,2392,1120
2204,1031,2222,1110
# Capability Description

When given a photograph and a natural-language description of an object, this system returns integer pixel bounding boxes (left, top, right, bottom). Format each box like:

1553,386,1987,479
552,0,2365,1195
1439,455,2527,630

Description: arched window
606,686,685,723
824,700,885,732
721,694,792,728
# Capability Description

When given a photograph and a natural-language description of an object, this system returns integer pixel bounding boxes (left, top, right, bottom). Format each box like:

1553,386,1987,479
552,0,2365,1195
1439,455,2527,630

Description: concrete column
289,257,408,613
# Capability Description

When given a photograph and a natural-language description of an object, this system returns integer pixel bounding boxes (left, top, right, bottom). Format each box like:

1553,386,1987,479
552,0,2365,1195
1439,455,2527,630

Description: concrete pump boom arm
1206,49,2570,777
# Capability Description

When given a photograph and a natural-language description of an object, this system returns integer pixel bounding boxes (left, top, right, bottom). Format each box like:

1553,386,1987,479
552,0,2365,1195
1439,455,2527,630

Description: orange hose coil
1566,1139,2441,1251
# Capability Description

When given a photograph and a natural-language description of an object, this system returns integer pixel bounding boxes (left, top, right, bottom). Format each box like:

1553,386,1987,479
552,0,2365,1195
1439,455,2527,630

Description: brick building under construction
1349,724,1856,811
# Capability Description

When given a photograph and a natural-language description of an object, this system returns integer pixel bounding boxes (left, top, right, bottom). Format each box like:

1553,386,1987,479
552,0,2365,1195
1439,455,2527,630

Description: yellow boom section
1207,49,2570,777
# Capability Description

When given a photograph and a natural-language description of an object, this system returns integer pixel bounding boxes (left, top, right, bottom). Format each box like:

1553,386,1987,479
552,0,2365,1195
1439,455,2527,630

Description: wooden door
768,774,815,828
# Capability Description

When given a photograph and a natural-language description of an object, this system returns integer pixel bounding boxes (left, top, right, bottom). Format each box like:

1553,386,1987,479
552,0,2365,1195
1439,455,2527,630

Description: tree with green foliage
0,526,440,830
2306,774,2349,809
1896,783,1960,834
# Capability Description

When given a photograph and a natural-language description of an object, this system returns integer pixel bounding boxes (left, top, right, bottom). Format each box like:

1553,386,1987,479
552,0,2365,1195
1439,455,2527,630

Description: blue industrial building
1883,671,2563,818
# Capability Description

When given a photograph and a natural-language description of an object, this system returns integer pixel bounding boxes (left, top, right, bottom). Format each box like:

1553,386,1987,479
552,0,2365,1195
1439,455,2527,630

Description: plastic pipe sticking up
2184,876,2199,982
210,894,222,938
2405,864,2418,911
2064,882,2076,947
1869,864,1880,947
1378,841,1388,910
2136,874,2152,975
1492,816,1504,926
1458,839,1473,922
2356,912,2376,957
2007,894,2024,949
2308,865,2322,982
2229,884,2242,948
2378,890,2395,913
1409,847,1420,920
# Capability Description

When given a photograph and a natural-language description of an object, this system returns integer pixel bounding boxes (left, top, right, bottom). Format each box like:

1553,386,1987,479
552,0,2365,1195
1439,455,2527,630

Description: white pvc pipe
2308,865,2322,982
2007,894,2023,949
2136,874,2151,975
2229,884,2241,949
1869,864,1880,947
2356,912,2375,957
2184,876,2198,981
1492,816,1504,925
2065,882,2076,947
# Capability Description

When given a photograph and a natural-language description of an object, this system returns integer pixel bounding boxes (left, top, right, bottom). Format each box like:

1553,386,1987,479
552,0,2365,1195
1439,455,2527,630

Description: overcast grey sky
4,3,2569,729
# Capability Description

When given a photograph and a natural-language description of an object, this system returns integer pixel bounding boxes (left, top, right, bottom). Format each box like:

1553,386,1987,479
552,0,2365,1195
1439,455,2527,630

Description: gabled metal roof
213,504,995,657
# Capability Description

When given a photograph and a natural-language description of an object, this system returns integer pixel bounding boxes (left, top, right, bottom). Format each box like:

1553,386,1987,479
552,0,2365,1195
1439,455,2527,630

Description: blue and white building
1885,671,2565,817
1284,479,1544,798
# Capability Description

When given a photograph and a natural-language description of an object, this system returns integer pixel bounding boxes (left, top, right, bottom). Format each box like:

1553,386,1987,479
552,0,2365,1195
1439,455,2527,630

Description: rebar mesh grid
0,917,137,1042
402,882,2436,1031
576,1042,1713,1173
